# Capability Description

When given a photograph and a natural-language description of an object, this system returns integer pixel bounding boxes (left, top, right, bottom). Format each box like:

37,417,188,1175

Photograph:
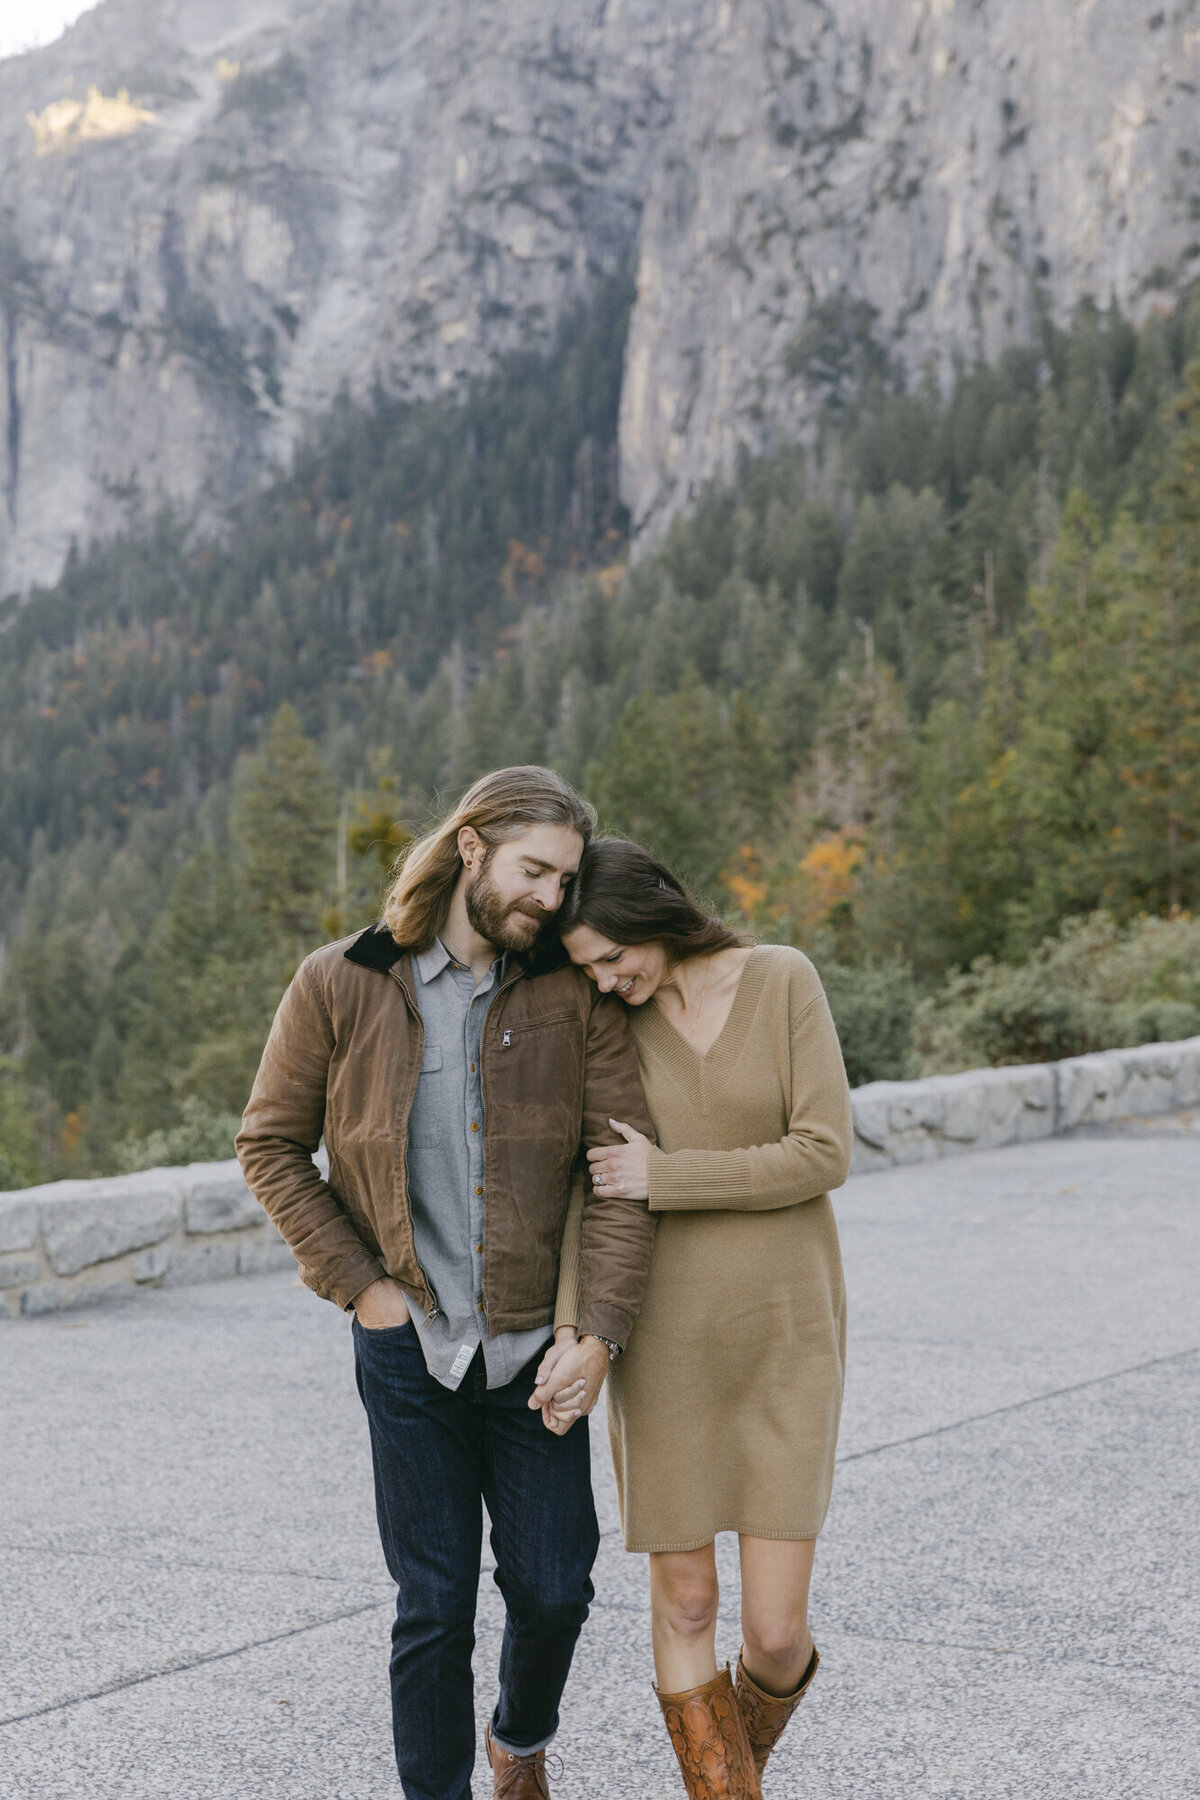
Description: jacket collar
343,921,569,980
343,923,407,973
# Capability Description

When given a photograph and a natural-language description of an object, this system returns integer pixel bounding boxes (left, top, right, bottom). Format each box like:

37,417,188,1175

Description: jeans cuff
489,1717,556,1758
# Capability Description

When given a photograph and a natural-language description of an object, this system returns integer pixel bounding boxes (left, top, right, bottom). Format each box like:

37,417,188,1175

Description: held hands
586,1119,652,1201
529,1328,611,1434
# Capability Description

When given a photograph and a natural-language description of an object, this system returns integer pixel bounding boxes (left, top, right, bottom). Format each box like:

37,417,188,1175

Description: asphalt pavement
1,1127,1197,1799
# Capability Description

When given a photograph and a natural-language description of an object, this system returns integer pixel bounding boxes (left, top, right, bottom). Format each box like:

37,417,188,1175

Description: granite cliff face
1,0,1198,595
622,0,1200,540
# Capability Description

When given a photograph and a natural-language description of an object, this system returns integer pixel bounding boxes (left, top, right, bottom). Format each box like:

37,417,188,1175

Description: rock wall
2,0,1200,593
0,1159,294,1318
849,1035,1200,1173
3,1035,1196,1319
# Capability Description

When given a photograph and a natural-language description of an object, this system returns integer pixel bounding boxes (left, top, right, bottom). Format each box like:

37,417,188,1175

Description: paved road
2,1129,1198,1800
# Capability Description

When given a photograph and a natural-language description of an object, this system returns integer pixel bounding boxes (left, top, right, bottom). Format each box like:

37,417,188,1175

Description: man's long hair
382,766,596,949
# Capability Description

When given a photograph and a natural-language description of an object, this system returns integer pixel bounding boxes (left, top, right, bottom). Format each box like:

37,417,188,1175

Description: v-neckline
644,946,764,1065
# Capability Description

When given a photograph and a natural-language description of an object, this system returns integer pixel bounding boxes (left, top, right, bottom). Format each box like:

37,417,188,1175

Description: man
237,765,656,1800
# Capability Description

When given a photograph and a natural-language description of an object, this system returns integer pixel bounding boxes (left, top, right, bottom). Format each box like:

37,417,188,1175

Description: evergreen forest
3,278,1200,1187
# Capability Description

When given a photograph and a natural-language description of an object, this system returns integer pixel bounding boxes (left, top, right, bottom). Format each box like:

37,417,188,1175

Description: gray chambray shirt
403,938,555,1390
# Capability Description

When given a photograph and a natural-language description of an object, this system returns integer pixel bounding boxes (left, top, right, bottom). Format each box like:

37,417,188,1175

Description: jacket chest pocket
498,1011,576,1049
408,1044,444,1149
490,1012,582,1106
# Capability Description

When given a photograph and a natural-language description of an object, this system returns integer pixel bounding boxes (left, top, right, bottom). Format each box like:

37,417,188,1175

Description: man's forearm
577,1190,656,1348
238,1135,388,1308
238,963,387,1309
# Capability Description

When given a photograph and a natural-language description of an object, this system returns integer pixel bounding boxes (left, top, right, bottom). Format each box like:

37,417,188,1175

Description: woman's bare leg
649,1543,721,1692
738,1536,816,1696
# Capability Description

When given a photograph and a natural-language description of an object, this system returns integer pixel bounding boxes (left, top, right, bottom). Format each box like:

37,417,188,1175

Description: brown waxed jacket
237,922,657,1348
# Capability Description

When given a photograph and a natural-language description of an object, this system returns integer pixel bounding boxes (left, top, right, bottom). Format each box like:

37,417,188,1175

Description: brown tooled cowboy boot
655,1665,763,1799
734,1643,820,1780
484,1722,553,1799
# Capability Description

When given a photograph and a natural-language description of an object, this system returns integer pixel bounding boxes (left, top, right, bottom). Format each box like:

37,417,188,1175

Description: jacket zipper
477,964,533,1320
387,960,441,1324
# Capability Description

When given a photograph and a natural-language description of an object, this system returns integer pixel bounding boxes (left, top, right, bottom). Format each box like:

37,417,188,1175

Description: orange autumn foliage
798,827,865,926
723,845,768,924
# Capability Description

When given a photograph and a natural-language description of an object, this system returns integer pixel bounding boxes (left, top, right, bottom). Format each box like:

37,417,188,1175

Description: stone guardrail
849,1034,1200,1171
2,1036,1198,1318
0,1161,295,1320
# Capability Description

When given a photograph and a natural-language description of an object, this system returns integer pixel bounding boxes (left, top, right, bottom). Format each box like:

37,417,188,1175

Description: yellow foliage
722,845,767,924
60,1110,86,1157
747,825,868,938
723,828,870,938
800,826,864,914
595,560,626,598
28,86,156,154
500,539,546,598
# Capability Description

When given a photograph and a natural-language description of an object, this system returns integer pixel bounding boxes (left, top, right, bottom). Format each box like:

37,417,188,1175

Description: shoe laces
496,1748,562,1797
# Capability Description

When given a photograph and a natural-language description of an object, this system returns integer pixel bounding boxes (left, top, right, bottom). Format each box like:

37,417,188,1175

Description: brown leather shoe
655,1664,763,1799
734,1643,819,1779
485,1722,553,1799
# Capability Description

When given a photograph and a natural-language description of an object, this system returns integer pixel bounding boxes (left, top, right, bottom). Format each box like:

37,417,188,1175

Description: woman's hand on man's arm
584,1120,652,1200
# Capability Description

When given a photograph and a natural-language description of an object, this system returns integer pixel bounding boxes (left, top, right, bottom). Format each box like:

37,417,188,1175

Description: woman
535,838,852,1799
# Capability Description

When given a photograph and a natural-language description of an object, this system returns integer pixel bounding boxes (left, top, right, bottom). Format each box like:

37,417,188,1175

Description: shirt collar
415,938,506,986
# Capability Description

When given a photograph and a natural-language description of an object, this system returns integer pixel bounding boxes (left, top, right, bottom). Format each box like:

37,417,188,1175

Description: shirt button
470,1062,476,1072
470,1121,479,1132
478,1300,485,1311
475,1185,483,1196
475,1243,483,1254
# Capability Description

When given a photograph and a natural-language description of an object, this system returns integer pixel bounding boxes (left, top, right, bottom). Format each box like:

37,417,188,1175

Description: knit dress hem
623,1520,829,1555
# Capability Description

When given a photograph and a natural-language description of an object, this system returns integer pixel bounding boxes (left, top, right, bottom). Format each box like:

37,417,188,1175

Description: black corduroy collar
343,921,569,979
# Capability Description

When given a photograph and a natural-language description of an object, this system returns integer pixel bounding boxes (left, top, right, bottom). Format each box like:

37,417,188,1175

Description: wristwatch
593,1335,623,1362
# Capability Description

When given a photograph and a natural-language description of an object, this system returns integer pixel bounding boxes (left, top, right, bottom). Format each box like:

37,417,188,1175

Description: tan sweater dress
557,944,852,1553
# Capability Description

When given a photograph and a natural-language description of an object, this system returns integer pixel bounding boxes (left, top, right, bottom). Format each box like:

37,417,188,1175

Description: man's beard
464,859,545,953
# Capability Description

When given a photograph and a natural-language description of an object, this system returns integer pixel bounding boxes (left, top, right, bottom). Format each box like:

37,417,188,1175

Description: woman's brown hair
557,837,746,962
382,765,595,949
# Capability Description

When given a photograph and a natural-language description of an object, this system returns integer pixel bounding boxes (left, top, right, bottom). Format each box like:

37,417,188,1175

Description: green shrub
0,1060,43,1191
914,912,1200,1073
820,956,919,1087
114,1097,242,1174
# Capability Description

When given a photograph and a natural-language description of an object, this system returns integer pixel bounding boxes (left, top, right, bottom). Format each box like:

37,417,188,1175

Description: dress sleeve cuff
647,1145,750,1211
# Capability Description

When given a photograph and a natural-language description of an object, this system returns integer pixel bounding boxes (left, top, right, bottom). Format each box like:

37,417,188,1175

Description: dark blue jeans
353,1319,599,1800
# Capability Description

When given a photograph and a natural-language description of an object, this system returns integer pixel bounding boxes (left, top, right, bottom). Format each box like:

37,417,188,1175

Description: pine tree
1007,491,1129,936
586,669,737,891
1118,364,1200,912
230,704,336,953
